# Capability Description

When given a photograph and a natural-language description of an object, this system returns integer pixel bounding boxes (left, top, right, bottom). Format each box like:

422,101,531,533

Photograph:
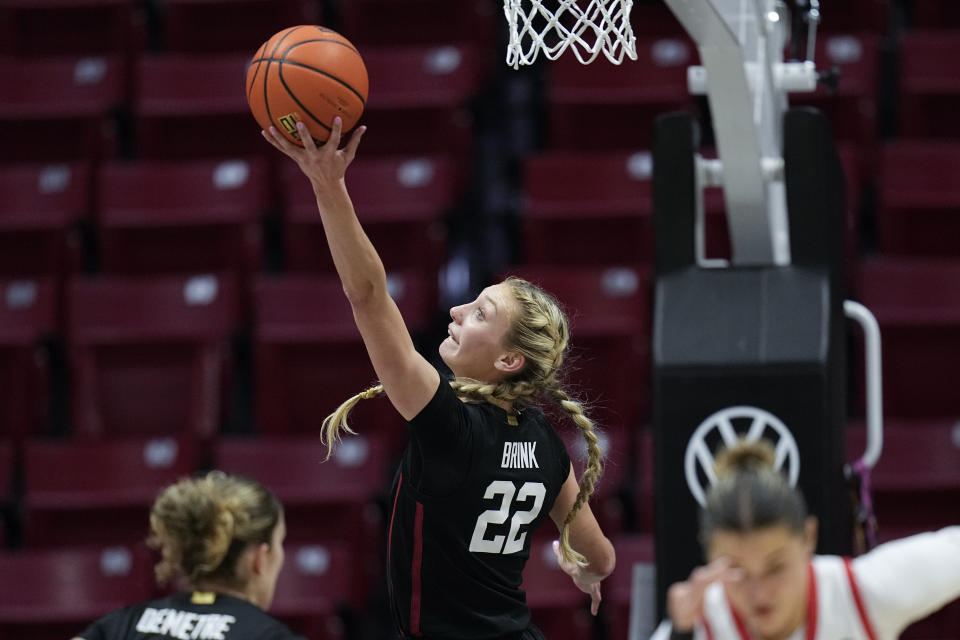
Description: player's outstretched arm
263,120,439,420
549,466,616,614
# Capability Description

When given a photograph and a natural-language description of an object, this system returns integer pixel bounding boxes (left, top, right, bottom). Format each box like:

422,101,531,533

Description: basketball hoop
504,0,638,68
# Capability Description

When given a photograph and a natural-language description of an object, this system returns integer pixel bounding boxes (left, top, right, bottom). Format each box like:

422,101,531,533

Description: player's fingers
691,558,732,588
326,116,343,150
296,121,318,152
590,584,602,616
343,125,366,164
265,126,297,157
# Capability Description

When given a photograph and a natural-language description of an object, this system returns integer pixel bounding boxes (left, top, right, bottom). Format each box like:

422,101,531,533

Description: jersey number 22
469,480,546,554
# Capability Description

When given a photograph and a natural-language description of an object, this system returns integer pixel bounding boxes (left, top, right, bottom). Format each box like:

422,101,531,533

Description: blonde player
651,439,960,640
262,118,615,639
74,472,302,640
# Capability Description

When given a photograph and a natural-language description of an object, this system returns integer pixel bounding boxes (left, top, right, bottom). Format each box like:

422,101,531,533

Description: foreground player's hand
667,558,743,631
552,540,604,616
261,116,366,189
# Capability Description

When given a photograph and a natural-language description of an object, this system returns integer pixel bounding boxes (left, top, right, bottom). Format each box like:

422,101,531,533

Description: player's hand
261,116,366,190
667,558,743,631
552,540,604,616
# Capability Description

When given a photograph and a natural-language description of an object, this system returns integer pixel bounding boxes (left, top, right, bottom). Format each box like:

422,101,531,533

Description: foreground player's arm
263,121,439,419
549,465,616,613
854,526,960,637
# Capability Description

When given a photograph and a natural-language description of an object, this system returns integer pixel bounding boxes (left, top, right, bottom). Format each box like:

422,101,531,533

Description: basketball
246,25,368,147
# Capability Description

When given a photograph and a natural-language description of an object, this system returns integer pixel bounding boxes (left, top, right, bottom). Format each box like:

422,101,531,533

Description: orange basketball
246,25,368,147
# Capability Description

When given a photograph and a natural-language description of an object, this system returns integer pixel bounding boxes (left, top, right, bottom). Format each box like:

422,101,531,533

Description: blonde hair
148,471,281,587
322,277,603,567
701,439,807,541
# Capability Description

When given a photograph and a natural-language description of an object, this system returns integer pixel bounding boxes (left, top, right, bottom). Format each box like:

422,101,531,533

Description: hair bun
714,439,777,479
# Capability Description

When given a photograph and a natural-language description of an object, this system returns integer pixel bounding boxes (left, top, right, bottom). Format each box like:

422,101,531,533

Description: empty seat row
0,45,486,163
0,155,464,278
0,273,436,439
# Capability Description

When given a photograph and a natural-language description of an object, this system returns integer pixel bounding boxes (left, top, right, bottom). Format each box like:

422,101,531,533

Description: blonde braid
552,386,604,568
321,384,384,460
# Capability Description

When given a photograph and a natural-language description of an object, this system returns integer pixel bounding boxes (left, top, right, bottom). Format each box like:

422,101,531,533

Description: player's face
257,515,287,610
708,521,816,639
440,283,520,381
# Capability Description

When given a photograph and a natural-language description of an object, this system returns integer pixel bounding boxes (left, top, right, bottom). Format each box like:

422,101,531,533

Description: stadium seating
342,0,496,47
899,31,960,138
213,435,390,607
791,33,880,149
0,278,57,439
522,532,598,640
271,541,353,640
0,0,146,56
66,274,240,438
607,534,656,640
847,420,960,538
97,158,267,276
505,266,652,432
877,141,960,257
560,421,632,536
161,0,318,53
0,56,124,164
546,37,699,150
0,545,154,640
252,273,433,448
23,436,198,547
357,44,485,155
281,154,463,278
521,150,729,266
0,163,89,277
854,258,960,418
134,54,261,159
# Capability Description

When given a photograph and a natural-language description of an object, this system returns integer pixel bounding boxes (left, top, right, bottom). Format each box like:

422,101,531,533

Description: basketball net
504,0,638,68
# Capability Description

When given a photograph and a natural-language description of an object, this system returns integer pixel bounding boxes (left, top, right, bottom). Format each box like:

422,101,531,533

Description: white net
504,0,638,68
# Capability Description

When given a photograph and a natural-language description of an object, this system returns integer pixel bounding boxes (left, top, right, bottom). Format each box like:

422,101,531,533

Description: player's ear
494,351,525,374
250,542,270,576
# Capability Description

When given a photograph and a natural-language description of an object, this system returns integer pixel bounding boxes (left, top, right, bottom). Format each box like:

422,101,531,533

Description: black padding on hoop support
652,112,699,274
650,107,851,618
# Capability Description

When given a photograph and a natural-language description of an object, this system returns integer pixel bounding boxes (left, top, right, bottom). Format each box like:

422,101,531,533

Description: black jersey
388,376,572,639
77,591,305,640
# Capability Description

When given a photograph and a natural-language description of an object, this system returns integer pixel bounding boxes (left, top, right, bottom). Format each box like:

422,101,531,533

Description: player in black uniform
73,471,304,640
263,119,616,639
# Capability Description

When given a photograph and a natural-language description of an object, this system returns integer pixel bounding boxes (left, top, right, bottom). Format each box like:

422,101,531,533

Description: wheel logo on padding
684,406,800,507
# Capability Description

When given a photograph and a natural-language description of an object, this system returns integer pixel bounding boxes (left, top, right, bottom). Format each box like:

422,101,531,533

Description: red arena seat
252,273,433,450
0,278,57,438
0,56,124,163
0,0,146,56
547,37,699,150
23,437,198,547
162,0,318,53
358,44,486,155
0,163,89,277
0,545,153,640
854,258,960,418
281,154,463,279
899,31,960,139
67,274,240,438
97,158,267,276
877,141,960,257
134,54,260,159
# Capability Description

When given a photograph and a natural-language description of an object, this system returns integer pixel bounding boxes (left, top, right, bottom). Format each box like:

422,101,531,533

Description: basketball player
651,440,960,640
73,472,303,640
261,118,616,639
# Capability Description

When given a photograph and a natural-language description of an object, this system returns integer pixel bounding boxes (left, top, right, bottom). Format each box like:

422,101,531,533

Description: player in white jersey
651,440,960,640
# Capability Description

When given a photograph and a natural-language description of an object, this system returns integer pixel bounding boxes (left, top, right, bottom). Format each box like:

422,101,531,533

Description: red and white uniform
651,527,960,640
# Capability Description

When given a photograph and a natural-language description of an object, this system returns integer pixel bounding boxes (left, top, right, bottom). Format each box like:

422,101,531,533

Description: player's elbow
589,538,616,578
